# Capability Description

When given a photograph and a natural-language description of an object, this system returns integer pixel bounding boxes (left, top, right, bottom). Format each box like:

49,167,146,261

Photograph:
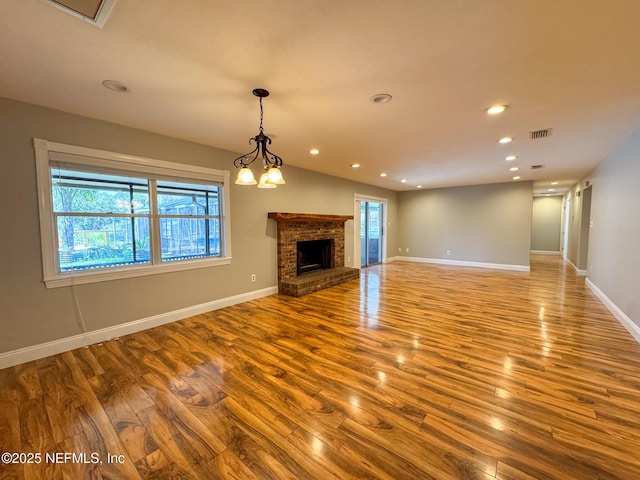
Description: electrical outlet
251,274,256,282
347,256,351,263
446,250,451,256
398,247,401,253
405,248,409,253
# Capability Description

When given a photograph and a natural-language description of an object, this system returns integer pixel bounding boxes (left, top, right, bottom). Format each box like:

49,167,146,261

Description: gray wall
572,128,640,327
531,196,562,252
397,181,533,267
0,97,397,354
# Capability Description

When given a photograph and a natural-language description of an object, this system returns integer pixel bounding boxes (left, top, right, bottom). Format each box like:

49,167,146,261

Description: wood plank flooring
1,255,640,479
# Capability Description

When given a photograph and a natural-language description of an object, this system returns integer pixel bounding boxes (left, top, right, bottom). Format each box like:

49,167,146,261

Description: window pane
209,218,221,256
157,181,219,215
160,217,207,261
208,196,220,216
51,168,149,214
57,216,151,271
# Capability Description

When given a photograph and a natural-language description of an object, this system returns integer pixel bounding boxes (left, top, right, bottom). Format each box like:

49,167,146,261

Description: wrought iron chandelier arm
263,148,283,168
233,140,260,168
252,133,282,168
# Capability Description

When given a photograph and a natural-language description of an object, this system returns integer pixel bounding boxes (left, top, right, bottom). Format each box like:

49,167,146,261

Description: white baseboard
567,258,588,276
586,278,640,345
384,256,402,263
531,250,561,255
398,256,530,272
0,286,278,369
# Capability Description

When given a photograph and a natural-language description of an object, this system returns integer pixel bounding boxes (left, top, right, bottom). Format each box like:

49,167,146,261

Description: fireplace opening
297,239,333,276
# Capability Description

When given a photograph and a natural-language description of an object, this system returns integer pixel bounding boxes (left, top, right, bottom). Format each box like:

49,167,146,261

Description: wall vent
530,164,545,170
43,0,117,27
529,128,553,139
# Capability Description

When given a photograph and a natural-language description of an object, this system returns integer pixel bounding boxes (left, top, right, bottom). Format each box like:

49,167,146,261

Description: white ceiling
2,1,640,195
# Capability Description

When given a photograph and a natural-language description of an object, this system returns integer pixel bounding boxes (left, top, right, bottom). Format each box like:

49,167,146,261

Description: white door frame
354,194,388,269
562,193,571,260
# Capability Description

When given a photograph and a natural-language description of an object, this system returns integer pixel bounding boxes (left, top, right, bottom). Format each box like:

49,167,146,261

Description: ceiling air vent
530,128,553,139
530,164,545,170
43,0,117,27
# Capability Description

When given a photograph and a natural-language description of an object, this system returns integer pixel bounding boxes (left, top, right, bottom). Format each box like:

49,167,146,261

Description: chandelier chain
259,97,264,133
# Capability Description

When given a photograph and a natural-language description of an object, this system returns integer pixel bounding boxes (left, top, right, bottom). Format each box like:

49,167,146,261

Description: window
156,180,222,262
34,139,231,287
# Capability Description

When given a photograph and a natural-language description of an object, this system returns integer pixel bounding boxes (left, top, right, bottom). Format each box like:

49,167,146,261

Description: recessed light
371,93,392,104
400,179,408,183
417,185,423,189
551,181,558,185
548,188,555,191
486,104,508,115
379,173,387,177
351,163,360,168
102,79,128,93
509,167,519,172
498,137,513,144
505,155,517,161
513,176,521,180
309,148,319,155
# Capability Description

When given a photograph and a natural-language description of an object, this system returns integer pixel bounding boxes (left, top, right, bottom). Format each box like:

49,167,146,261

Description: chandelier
233,88,285,188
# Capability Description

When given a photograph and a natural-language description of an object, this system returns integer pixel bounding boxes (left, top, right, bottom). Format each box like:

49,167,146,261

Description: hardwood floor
1,255,640,479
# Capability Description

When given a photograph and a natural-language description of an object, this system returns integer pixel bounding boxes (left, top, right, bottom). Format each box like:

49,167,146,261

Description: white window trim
34,138,232,288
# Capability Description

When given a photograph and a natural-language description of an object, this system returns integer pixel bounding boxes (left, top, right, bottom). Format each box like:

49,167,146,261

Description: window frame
34,138,232,288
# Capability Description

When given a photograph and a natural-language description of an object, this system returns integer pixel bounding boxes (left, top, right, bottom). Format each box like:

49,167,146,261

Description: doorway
578,185,592,271
360,200,383,267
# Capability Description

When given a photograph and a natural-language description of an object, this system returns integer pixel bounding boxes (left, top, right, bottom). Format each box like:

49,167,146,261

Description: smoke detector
42,0,117,28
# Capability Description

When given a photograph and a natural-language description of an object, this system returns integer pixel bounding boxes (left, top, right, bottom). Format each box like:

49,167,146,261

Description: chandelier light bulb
235,167,257,185
266,167,285,185
257,172,277,189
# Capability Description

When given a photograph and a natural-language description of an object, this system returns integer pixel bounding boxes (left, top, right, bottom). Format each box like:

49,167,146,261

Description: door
360,201,383,267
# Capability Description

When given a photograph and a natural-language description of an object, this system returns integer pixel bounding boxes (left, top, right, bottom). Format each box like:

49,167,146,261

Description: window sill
43,256,232,288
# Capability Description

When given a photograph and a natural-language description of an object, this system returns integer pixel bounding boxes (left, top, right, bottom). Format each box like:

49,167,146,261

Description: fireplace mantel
268,212,353,223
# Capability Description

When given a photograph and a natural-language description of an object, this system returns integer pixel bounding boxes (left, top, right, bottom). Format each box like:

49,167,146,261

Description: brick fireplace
268,212,360,296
